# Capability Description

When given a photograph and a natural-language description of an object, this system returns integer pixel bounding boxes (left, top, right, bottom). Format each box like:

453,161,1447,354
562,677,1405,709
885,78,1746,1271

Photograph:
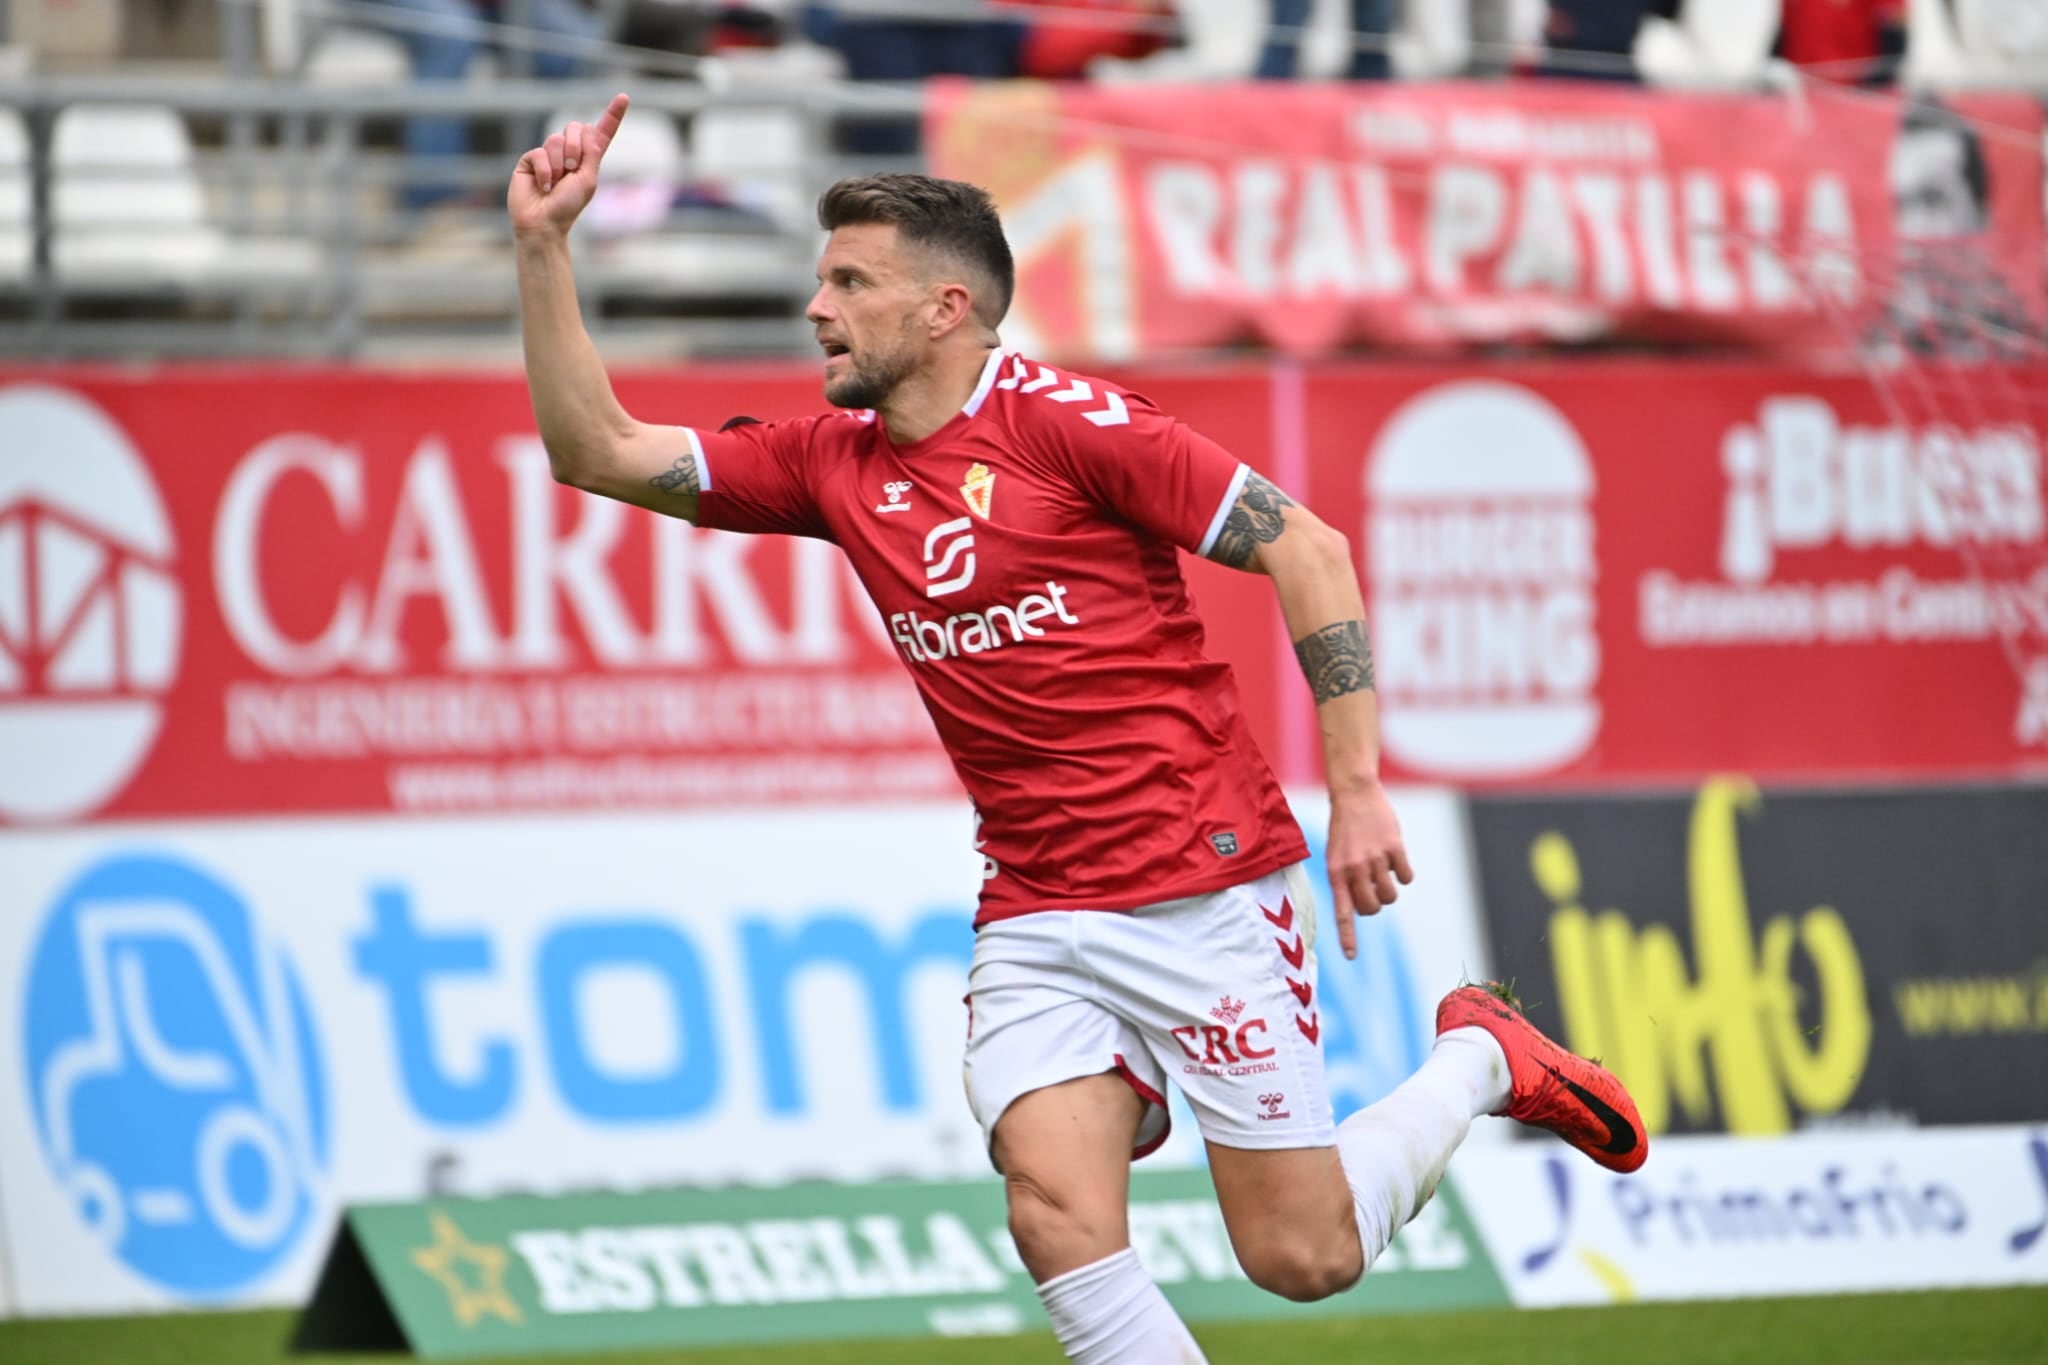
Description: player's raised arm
510,93,704,520
1207,475,1412,959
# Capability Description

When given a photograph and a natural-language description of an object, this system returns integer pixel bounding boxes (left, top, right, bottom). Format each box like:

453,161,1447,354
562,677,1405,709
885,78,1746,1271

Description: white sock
1334,1027,1512,1276
1424,1026,1513,1119
1036,1247,1208,1365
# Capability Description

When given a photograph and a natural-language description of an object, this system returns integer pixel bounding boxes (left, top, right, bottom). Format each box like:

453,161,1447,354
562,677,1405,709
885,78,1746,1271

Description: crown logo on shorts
1210,996,1246,1025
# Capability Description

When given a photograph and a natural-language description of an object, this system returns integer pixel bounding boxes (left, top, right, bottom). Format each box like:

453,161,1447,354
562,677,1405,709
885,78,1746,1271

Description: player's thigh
1205,1140,1360,1302
991,1071,1147,1282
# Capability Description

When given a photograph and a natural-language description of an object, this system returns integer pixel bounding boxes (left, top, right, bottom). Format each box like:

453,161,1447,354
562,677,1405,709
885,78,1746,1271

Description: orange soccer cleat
1436,983,1648,1174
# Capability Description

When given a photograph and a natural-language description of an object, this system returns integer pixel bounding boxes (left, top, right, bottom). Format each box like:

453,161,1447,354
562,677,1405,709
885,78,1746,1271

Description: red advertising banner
0,366,1280,825
1,359,2041,824
926,81,2044,358
1294,360,2048,788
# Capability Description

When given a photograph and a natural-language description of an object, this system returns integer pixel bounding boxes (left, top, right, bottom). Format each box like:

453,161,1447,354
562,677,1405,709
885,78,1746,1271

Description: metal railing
0,75,924,362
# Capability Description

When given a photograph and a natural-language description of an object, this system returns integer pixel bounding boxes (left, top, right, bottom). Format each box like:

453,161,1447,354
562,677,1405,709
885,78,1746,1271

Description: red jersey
1779,0,1903,73
690,348,1308,925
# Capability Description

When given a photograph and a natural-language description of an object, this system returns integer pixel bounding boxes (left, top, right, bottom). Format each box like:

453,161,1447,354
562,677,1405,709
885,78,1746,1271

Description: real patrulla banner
1469,775,2048,1138
925,80,2044,359
297,1169,1508,1357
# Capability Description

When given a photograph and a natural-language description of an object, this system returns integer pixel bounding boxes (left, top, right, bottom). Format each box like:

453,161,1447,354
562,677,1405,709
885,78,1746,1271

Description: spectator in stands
802,1,1171,152
801,3,1024,152
385,0,607,210
1536,0,1677,81
1776,0,1906,84
1015,0,1177,79
1259,0,1395,79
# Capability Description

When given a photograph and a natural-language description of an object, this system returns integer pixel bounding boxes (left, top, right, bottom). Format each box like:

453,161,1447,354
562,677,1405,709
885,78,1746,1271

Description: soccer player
512,95,1646,1363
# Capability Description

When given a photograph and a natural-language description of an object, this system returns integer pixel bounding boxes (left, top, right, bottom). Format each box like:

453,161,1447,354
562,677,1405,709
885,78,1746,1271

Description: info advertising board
1468,775,2048,1137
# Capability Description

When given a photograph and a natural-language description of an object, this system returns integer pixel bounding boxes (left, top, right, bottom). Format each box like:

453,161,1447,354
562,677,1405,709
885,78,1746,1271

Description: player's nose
804,284,835,325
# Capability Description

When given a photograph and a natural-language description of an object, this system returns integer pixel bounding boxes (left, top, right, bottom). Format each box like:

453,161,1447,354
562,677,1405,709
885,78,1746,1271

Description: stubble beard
824,319,920,411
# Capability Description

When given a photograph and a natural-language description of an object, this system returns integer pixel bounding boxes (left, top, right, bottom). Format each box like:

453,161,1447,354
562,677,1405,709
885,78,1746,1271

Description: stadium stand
0,0,2037,360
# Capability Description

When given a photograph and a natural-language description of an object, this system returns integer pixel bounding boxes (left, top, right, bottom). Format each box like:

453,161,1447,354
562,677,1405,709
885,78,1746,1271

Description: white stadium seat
0,108,30,287
689,106,812,232
51,104,227,288
50,103,322,297
1636,0,1781,88
1906,0,2048,88
303,26,414,88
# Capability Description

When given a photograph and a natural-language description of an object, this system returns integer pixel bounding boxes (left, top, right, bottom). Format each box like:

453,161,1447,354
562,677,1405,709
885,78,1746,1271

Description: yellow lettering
1760,907,1870,1113
1891,968,2048,1037
1894,978,1947,1036
1535,776,1873,1135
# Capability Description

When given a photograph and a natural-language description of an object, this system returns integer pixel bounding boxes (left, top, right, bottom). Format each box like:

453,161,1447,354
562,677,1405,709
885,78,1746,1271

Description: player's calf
1233,1231,1364,1303
1209,1144,1364,1302
1004,1166,1128,1282
990,1073,1147,1281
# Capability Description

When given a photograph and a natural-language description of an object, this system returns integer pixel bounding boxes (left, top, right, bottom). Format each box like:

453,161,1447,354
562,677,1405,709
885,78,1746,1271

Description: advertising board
1470,776,2048,1136
1456,1125,2048,1307
0,787,1484,1313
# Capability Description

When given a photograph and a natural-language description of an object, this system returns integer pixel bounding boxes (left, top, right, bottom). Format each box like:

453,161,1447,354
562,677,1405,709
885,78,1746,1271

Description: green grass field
2,1288,2043,1365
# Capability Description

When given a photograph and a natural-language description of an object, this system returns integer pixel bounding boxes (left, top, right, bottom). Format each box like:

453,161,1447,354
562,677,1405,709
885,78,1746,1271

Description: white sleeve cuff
684,426,711,492
1195,462,1251,558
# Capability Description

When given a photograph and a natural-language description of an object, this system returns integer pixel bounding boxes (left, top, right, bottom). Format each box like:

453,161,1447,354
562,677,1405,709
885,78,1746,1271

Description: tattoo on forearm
1206,473,1296,569
1293,620,1375,705
648,452,700,497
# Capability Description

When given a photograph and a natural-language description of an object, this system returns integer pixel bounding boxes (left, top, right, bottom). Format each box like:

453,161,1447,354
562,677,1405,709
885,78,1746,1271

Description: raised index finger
591,92,630,159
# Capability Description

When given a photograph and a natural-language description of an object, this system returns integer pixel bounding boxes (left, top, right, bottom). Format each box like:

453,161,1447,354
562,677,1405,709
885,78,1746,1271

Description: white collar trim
960,346,1017,418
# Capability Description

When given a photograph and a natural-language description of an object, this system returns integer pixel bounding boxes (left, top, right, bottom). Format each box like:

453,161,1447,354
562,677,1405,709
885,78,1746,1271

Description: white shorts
962,863,1335,1162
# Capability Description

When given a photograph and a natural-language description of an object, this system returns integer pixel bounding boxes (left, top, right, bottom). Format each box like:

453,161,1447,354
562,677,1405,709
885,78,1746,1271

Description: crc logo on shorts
923,517,977,598
24,852,329,1295
0,385,183,822
1170,995,1280,1078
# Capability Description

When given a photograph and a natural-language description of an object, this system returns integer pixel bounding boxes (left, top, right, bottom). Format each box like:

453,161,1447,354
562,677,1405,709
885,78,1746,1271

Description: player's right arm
510,94,704,521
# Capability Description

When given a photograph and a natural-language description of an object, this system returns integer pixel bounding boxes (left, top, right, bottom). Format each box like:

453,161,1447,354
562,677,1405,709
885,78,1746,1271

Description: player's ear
926,280,975,340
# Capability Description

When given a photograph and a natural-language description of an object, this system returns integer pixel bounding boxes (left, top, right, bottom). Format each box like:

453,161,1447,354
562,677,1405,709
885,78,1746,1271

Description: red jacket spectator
1013,0,1176,79
1780,0,1907,78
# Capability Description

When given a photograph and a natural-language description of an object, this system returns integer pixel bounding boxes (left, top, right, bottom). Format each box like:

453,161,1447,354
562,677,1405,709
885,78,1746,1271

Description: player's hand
1326,781,1413,961
509,92,630,239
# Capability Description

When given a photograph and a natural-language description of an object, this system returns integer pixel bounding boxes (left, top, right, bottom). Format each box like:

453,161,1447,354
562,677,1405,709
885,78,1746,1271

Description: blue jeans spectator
802,7,1025,154
1537,0,1667,82
391,0,606,208
1259,0,1393,79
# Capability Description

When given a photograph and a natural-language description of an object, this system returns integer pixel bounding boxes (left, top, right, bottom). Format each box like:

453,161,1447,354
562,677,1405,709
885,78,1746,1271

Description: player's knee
1240,1238,1364,1303
1005,1167,1118,1279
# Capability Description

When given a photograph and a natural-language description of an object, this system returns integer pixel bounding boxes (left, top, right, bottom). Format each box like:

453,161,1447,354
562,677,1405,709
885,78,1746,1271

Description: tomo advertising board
1455,1126,2048,1307
0,787,1486,1315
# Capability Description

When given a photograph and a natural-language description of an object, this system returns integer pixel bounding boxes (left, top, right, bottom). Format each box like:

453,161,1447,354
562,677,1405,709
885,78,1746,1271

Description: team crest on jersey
960,463,995,519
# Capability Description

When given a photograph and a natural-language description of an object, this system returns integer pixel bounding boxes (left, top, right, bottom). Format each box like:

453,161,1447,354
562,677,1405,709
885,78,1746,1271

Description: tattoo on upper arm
1206,473,1296,568
1293,620,1375,705
648,451,701,497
